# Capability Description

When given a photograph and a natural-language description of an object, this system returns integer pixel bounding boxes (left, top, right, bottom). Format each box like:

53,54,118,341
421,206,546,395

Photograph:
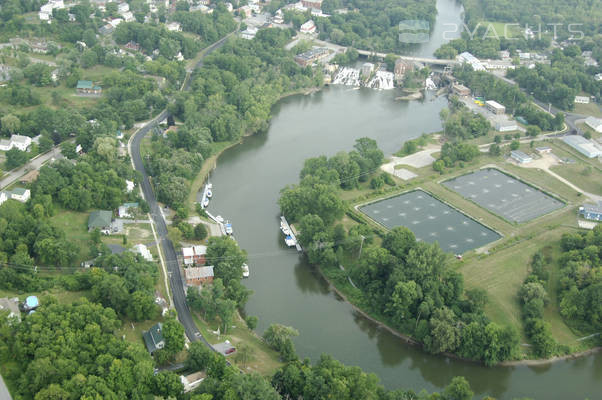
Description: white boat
281,226,290,235
206,189,213,198
215,215,224,223
284,235,296,247
203,198,209,208
242,263,249,278
225,222,233,235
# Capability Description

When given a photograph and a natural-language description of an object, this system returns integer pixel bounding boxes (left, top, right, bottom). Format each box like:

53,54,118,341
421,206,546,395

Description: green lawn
550,163,602,195
573,102,602,118
49,209,92,263
192,312,283,376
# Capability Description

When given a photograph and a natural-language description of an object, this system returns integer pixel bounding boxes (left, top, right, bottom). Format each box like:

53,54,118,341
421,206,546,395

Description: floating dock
280,216,302,252
200,182,212,209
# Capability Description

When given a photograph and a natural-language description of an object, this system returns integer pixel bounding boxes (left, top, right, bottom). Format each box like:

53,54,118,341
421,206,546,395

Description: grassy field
192,312,283,376
573,102,602,118
49,209,92,263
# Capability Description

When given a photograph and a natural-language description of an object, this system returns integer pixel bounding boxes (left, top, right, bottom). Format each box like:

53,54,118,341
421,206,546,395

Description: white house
121,11,135,22
166,22,182,32
241,27,258,40
126,179,135,193
117,2,130,13
0,191,8,206
584,116,602,133
574,96,590,104
132,243,153,261
10,188,31,202
300,20,317,34
0,135,32,151
109,18,123,27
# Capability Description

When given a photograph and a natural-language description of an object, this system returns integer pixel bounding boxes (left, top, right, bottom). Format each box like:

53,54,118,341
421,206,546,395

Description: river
206,0,602,398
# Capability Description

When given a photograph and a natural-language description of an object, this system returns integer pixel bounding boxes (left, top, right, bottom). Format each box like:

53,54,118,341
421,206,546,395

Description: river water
206,0,602,398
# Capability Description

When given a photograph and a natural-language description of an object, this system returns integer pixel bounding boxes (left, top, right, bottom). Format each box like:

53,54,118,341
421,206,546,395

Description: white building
495,120,518,132
511,150,532,164
10,188,31,202
117,2,130,13
300,20,317,34
132,243,153,261
0,191,7,206
109,18,123,27
0,135,32,151
563,135,602,158
457,52,485,71
574,96,590,104
584,116,602,133
126,179,135,193
166,22,182,32
241,27,258,40
122,11,135,22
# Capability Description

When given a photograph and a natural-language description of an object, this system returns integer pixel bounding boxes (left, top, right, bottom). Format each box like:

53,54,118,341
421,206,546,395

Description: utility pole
358,235,365,259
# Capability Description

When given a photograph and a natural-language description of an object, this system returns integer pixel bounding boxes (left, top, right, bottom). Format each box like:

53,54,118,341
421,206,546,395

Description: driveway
0,374,12,400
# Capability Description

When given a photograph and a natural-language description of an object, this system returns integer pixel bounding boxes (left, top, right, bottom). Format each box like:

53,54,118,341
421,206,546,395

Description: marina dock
280,216,302,252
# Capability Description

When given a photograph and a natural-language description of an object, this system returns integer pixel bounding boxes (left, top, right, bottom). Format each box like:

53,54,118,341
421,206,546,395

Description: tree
151,372,184,399
426,307,460,354
234,343,255,367
1,114,20,134
263,324,299,362
194,223,208,240
216,298,236,334
382,226,416,260
161,317,185,359
186,342,214,371
510,140,520,150
4,148,28,169
443,376,474,400
489,143,501,156
246,315,258,330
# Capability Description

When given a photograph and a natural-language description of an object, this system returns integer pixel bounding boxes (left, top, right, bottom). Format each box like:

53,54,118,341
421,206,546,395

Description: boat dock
200,182,212,209
280,216,302,252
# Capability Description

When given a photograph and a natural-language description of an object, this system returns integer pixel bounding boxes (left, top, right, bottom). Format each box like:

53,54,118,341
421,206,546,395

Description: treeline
440,97,491,139
454,66,565,131
0,300,185,399
279,149,520,365
114,22,201,60
435,33,550,60
557,226,602,335
279,137,384,224
305,0,437,53
433,142,480,173
507,48,602,111
173,4,237,42
518,252,558,358
186,341,475,400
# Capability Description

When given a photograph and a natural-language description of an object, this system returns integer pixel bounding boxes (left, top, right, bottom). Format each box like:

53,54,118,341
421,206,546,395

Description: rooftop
88,210,112,228
143,322,164,353
76,80,93,89
185,266,214,280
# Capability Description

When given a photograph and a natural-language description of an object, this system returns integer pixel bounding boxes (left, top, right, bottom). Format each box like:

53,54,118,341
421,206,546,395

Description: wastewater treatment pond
359,189,501,254
442,168,564,223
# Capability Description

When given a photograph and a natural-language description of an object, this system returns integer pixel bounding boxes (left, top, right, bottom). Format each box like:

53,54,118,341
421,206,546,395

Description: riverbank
316,262,601,367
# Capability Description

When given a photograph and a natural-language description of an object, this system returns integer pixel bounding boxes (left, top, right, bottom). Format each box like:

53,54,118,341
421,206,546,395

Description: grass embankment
191,312,283,376
573,102,602,118
49,209,92,263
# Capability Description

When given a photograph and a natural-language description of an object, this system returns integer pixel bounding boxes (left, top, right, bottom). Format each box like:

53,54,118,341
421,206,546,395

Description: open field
49,209,92,263
573,102,602,118
192,312,283,376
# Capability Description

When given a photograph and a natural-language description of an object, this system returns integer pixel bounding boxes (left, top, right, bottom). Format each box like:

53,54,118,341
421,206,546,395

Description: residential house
10,188,30,202
584,116,602,133
273,9,284,24
126,179,135,193
302,0,322,10
300,20,316,34
574,96,590,104
117,2,130,13
122,11,135,22
180,372,205,393
0,135,32,151
125,41,140,51
88,210,113,232
20,296,39,312
109,18,123,27
185,265,214,286
76,80,102,95
132,243,153,261
99,24,115,35
182,245,207,266
143,323,165,354
0,297,21,322
0,191,8,206
579,201,602,221
511,150,532,164
118,202,139,218
166,22,182,32
241,27,258,40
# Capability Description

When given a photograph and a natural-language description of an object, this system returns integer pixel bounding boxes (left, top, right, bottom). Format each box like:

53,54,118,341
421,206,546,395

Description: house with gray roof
88,210,112,231
143,322,165,354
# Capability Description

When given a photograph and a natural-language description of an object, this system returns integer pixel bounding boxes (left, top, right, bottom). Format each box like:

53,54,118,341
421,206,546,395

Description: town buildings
451,83,471,97
579,201,602,221
185,265,215,286
485,100,506,115
562,135,602,158
511,150,532,164
300,20,317,34
584,116,602,133
293,47,329,67
76,80,102,95
182,245,207,266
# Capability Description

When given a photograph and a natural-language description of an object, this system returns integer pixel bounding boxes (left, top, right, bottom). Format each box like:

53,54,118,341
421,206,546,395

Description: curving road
130,34,233,344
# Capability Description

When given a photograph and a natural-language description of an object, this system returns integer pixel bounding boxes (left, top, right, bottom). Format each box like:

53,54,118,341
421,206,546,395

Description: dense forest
286,0,438,53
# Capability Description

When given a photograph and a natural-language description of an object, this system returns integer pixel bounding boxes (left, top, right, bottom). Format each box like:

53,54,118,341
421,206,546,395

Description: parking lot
442,168,564,223
359,190,500,254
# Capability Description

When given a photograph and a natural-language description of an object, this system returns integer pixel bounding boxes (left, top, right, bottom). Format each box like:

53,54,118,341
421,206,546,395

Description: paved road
0,374,12,400
130,34,232,345
0,147,62,189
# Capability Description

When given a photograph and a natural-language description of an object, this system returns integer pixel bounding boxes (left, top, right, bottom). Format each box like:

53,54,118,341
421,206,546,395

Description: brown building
394,59,414,83
451,83,471,97
185,265,214,286
302,0,323,10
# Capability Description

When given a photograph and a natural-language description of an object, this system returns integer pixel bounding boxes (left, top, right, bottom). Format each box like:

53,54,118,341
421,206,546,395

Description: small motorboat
206,189,213,198
225,222,233,235
203,198,209,208
281,226,290,235
215,215,224,223
242,263,249,278
284,235,296,247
